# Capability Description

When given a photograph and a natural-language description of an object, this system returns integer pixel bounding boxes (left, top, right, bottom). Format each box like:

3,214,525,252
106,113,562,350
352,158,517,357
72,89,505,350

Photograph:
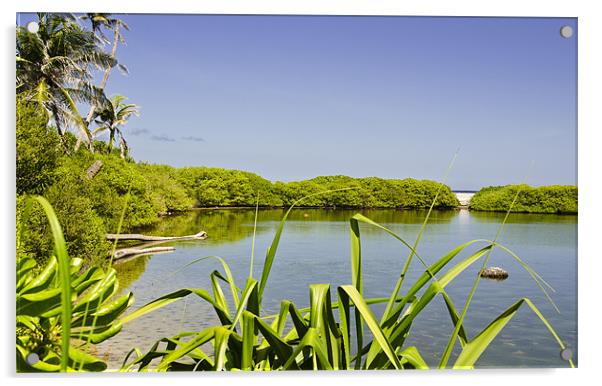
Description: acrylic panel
15,13,577,372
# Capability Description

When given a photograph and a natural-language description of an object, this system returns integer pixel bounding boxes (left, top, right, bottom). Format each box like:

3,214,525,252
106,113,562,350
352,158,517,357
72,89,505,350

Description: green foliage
275,176,458,208
175,167,283,207
137,164,194,214
16,197,134,372
17,191,110,268
175,169,458,209
16,98,61,194
470,184,578,214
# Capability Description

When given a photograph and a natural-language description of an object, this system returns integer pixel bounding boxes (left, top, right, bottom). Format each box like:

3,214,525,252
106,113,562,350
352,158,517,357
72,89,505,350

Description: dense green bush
275,176,458,208
16,98,61,194
175,167,283,207
469,184,578,214
17,192,111,268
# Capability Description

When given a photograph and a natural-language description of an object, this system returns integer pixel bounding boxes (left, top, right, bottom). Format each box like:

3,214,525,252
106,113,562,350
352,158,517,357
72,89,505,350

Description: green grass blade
210,270,231,318
399,346,429,369
337,288,352,369
120,288,230,326
228,278,258,332
108,185,131,266
454,298,574,368
214,326,232,370
382,151,458,322
439,181,525,368
258,188,354,303
155,328,216,371
241,311,256,370
254,316,295,368
338,285,401,370
170,256,241,309
366,245,493,368
348,218,364,368
31,196,71,372
249,195,260,278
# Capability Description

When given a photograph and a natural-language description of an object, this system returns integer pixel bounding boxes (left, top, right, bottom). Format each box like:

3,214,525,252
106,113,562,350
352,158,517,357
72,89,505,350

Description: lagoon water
97,208,577,369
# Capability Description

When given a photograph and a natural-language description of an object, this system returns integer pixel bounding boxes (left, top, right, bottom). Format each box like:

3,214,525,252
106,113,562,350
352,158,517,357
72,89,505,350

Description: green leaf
31,196,72,372
454,298,574,369
155,328,216,371
241,311,256,370
214,327,232,370
399,346,428,369
338,285,401,370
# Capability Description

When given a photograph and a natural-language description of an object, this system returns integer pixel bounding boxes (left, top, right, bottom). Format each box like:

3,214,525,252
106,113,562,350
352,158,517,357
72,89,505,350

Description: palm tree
16,13,116,149
80,13,129,123
92,95,139,158
74,13,130,152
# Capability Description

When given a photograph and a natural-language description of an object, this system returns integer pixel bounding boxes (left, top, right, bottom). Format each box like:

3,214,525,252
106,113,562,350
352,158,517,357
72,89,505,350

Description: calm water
97,208,577,369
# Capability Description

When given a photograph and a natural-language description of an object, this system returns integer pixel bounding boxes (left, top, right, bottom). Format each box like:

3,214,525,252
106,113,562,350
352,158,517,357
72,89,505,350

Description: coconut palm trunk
75,22,122,151
87,23,120,123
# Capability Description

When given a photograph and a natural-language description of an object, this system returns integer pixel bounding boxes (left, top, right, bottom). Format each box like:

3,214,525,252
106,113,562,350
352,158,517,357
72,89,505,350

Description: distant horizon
17,14,578,191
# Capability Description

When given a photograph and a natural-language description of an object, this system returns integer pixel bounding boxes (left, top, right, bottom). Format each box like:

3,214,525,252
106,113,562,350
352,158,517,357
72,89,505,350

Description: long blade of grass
241,311,256,370
349,218,364,368
439,181,525,368
120,288,230,326
155,328,216,371
249,195,260,278
228,278,258,332
214,327,232,370
31,196,71,372
338,285,401,369
454,298,574,368
257,188,354,303
382,150,458,323
169,255,241,308
108,185,131,266
399,346,429,369
282,327,333,370
366,245,493,368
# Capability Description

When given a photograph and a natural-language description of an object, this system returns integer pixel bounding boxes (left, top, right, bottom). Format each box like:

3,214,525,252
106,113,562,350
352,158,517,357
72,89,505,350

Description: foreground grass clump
470,184,577,214
16,197,134,372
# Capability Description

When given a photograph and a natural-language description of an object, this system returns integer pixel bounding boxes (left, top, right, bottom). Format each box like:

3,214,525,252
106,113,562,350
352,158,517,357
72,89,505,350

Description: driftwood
107,230,207,242
86,160,103,179
480,266,509,280
109,230,207,262
113,246,176,261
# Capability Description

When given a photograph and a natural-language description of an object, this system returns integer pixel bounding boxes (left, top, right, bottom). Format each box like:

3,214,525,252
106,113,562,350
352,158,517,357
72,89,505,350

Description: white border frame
3,1,600,386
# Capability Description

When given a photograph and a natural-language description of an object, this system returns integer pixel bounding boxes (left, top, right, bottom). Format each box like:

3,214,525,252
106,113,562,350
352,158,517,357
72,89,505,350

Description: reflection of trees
282,208,457,224
468,211,577,224
132,208,458,245
135,209,267,244
113,255,150,294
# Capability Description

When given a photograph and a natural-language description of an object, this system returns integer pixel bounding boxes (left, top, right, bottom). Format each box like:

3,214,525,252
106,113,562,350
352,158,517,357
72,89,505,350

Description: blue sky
17,14,577,190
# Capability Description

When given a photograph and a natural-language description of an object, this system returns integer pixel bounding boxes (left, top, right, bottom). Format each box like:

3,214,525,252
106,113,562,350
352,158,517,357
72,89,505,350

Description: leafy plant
16,196,134,372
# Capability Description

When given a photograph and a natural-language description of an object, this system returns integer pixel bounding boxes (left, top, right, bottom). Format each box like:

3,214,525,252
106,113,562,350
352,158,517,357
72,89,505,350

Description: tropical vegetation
470,185,578,214
15,13,576,373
